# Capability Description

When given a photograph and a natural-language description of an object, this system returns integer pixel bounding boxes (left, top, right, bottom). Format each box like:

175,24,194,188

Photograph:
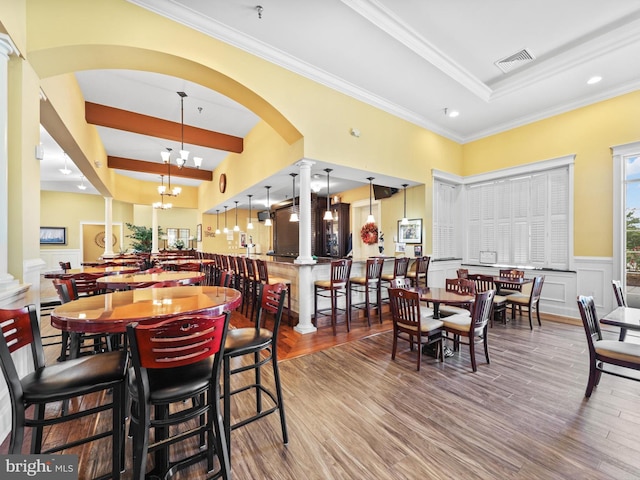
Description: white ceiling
40,0,640,209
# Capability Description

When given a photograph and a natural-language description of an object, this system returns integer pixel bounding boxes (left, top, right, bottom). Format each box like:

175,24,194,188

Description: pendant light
289,173,299,222
77,175,87,190
176,91,189,168
215,209,221,235
401,183,409,225
233,201,240,232
247,194,254,230
59,152,71,175
264,186,272,226
366,177,375,224
323,168,333,221
223,206,229,234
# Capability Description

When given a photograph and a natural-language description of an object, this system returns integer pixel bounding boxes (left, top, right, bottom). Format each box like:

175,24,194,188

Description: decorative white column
103,197,114,256
294,159,317,334
151,206,159,254
0,35,17,288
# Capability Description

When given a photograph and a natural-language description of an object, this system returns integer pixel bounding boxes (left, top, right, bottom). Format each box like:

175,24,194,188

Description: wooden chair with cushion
390,277,435,317
126,312,231,480
456,268,469,279
223,283,288,459
0,305,128,479
439,278,476,317
506,275,544,329
498,269,525,295
470,274,508,326
576,295,640,398
314,259,352,335
349,257,385,326
442,289,495,372
388,287,443,371
381,257,410,293
406,256,430,287
612,280,628,341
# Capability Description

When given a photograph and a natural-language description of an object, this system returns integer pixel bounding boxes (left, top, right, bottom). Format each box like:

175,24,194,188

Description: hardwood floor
3,303,640,479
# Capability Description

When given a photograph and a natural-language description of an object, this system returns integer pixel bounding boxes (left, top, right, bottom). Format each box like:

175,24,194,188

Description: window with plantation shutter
433,181,460,259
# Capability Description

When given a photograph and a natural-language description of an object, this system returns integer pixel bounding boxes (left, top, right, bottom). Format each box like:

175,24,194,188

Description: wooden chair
406,256,430,287
390,277,435,317
470,274,507,326
59,261,71,271
381,257,410,294
126,312,231,480
576,295,640,398
223,283,288,459
388,287,443,371
314,259,352,334
442,289,495,372
612,280,628,341
0,305,128,479
506,276,544,329
456,268,469,279
67,272,104,297
439,278,476,317
349,257,385,326
498,269,525,295
255,258,292,325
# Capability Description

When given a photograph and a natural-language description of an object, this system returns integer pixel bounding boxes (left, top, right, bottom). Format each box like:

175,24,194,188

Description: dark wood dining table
600,306,640,340
50,286,242,335
408,286,474,319
96,271,205,290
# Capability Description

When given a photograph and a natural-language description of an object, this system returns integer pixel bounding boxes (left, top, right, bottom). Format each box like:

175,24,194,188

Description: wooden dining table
50,286,242,335
96,271,205,290
44,265,141,279
408,286,474,319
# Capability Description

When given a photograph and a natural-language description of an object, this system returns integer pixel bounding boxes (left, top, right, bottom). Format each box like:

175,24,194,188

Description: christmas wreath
360,222,378,245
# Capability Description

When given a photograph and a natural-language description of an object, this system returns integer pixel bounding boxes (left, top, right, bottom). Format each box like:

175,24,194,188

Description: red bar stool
314,259,352,335
349,257,384,326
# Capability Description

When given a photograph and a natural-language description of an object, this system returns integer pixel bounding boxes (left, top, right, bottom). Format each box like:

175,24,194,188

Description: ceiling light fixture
366,177,375,224
247,194,254,230
310,174,323,193
289,173,299,222
233,201,240,232
77,175,87,190
223,206,229,234
587,76,602,85
323,168,333,221
215,209,221,235
154,148,181,209
176,91,189,168
256,5,263,19
59,153,71,175
401,183,409,225
444,107,459,118
264,186,272,227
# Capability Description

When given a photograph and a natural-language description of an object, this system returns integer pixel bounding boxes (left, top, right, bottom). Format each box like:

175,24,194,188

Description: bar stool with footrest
126,312,231,480
380,257,410,299
255,258,292,325
223,282,288,460
349,257,385,326
406,256,431,287
0,305,128,480
314,259,352,334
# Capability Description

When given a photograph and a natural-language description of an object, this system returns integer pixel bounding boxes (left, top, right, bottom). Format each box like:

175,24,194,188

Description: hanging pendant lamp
247,195,254,230
401,183,409,225
264,186,272,226
366,177,375,224
323,168,333,220
233,201,240,232
215,209,221,235
289,173,299,222
223,206,229,234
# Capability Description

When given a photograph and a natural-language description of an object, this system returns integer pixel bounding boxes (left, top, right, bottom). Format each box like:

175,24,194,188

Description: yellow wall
463,90,640,257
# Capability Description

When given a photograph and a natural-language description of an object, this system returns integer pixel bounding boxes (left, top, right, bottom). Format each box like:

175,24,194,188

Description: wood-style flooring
2,303,640,479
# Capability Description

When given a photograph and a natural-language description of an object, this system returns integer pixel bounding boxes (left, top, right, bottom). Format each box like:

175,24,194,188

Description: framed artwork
240,232,247,247
398,218,422,244
40,227,67,245
196,224,202,242
414,245,422,257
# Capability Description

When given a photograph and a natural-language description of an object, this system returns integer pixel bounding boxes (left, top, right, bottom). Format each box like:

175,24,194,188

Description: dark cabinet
323,203,350,258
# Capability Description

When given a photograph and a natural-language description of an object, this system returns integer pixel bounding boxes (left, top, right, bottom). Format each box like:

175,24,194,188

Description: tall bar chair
406,256,431,287
380,257,410,302
314,259,352,335
349,257,385,326
255,258,292,325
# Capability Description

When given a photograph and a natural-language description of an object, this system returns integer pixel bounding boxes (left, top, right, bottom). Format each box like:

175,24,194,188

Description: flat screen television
373,184,398,200
257,210,270,222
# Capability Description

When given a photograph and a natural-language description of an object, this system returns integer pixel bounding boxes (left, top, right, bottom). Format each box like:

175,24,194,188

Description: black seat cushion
21,351,127,403
224,328,273,356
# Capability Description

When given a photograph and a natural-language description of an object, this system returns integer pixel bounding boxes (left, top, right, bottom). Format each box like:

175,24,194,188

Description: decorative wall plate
219,173,227,193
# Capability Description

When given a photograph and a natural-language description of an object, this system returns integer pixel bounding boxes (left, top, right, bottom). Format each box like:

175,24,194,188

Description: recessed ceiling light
587,76,602,85
448,109,460,118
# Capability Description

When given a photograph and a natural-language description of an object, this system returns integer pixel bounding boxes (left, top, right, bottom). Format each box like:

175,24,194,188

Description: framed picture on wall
398,218,422,244
40,227,66,245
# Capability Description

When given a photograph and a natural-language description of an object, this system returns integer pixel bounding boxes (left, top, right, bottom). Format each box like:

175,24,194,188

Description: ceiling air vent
494,48,535,73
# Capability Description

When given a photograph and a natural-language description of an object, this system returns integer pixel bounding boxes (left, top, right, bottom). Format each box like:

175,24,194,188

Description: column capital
0,34,18,60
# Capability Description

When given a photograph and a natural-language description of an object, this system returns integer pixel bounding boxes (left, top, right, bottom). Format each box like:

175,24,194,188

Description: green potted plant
174,239,185,250
125,223,163,253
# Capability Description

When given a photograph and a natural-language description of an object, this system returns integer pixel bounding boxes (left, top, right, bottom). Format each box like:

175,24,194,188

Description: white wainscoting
40,249,82,271
429,256,614,321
